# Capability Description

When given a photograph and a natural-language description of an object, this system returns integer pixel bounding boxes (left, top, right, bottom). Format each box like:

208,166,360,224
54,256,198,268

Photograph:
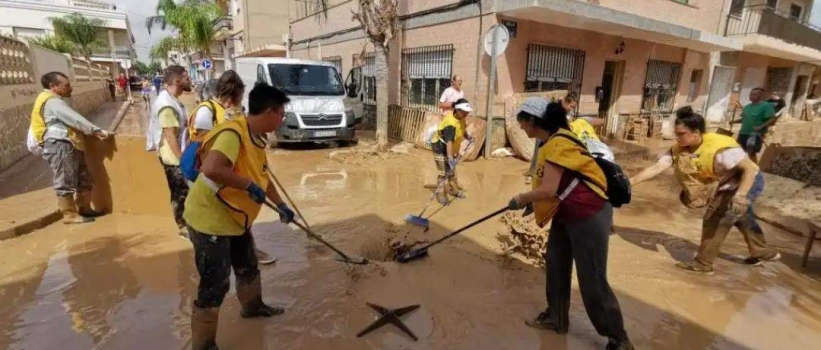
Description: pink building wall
589,0,726,34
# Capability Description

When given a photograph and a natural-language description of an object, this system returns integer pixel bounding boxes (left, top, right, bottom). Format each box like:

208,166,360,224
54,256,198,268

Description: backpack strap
206,100,217,125
548,132,607,193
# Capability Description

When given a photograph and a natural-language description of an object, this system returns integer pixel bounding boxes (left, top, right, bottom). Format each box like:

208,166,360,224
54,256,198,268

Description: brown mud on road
1,144,821,350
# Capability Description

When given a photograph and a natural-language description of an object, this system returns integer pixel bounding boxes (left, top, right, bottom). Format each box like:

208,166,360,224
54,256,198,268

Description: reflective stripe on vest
201,117,269,229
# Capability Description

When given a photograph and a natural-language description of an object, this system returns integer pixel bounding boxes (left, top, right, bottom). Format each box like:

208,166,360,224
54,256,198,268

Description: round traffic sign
201,59,213,70
483,25,510,57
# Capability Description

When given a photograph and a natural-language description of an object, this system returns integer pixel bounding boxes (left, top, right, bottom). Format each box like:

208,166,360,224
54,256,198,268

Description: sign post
483,25,510,159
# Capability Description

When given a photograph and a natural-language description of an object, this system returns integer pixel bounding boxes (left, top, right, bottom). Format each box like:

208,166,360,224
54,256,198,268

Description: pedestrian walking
116,73,127,101
731,87,776,163
153,72,163,93
27,72,112,224
184,83,295,350
508,100,633,350
148,65,192,239
141,79,151,104
631,106,780,274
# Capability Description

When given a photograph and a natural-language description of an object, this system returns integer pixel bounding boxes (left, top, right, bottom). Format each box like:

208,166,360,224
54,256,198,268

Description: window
267,64,344,95
12,27,45,39
322,55,343,76
766,0,778,9
401,45,454,111
790,3,802,20
524,44,585,95
642,60,681,113
729,0,745,17
687,69,703,103
353,53,376,105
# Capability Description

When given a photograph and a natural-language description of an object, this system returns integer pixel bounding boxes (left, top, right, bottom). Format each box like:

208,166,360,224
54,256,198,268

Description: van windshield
268,64,344,96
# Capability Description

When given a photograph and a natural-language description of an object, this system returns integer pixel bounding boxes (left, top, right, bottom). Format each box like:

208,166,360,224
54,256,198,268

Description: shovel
264,201,368,265
396,207,508,263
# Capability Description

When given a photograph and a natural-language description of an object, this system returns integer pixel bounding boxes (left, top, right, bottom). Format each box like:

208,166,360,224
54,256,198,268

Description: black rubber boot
191,303,220,350
236,275,284,318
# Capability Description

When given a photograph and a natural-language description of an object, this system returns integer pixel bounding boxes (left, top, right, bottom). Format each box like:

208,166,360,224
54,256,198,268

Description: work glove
523,203,534,217
508,196,526,211
729,194,750,218
245,181,266,204
276,203,295,223
448,157,458,171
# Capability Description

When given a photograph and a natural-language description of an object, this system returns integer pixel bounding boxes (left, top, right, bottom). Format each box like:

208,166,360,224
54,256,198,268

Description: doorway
597,60,624,137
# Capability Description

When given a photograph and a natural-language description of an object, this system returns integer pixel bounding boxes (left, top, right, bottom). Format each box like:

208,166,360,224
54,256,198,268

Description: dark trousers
545,204,629,343
160,160,189,230
43,139,93,196
189,227,260,308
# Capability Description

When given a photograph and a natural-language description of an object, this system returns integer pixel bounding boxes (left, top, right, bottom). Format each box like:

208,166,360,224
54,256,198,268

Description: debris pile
327,141,413,167
496,211,548,266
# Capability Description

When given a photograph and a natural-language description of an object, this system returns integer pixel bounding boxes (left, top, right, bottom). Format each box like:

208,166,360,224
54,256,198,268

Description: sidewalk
0,100,130,240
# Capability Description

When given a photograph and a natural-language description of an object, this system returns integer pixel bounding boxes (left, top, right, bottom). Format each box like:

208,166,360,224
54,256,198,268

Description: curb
0,210,62,241
110,100,133,132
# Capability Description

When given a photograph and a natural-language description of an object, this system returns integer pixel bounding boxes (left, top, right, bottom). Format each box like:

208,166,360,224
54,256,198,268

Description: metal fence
725,4,821,51
641,59,681,113
400,44,454,112
524,44,585,96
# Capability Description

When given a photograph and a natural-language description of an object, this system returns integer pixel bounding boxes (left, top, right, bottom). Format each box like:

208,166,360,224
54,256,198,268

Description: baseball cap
518,97,548,118
453,98,473,112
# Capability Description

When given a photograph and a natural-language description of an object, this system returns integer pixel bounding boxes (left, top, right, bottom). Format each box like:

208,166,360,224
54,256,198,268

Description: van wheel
338,139,357,147
267,133,279,149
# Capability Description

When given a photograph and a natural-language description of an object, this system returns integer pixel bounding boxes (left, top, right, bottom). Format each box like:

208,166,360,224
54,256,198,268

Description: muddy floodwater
1,144,821,350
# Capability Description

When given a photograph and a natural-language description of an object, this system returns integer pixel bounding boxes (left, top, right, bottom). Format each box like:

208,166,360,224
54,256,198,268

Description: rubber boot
236,275,284,318
447,176,466,199
436,176,449,205
57,195,95,224
75,191,104,218
191,304,220,350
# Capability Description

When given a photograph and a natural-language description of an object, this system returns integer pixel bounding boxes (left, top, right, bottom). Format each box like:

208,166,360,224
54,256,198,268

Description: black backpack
551,133,632,208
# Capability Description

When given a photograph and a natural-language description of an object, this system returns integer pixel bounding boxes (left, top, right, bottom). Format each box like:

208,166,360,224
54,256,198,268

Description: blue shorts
737,134,763,153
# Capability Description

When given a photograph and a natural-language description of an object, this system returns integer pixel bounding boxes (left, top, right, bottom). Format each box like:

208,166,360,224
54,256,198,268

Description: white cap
454,101,473,112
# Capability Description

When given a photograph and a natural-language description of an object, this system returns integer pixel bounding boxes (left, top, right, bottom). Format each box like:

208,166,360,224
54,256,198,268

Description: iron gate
401,44,454,112
642,59,681,113
524,44,585,96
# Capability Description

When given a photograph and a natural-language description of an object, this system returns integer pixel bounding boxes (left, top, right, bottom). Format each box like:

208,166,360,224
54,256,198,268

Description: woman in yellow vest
189,70,245,142
183,83,295,350
508,99,633,350
631,106,779,274
430,98,472,204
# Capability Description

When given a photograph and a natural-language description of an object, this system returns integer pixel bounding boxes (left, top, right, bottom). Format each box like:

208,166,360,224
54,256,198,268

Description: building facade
288,0,821,131
0,0,136,77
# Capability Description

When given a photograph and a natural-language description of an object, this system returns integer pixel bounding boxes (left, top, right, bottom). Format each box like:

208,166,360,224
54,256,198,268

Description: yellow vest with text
188,99,227,142
431,112,466,151
201,117,269,229
671,133,740,208
532,129,608,227
570,118,600,141
30,91,86,150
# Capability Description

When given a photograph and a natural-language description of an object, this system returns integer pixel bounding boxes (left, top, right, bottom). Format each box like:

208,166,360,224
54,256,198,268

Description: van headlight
284,112,299,127
345,110,356,126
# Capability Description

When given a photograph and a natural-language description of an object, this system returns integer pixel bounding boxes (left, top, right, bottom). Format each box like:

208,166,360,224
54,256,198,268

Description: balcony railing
213,16,232,32
90,46,133,59
725,4,821,51
69,0,115,11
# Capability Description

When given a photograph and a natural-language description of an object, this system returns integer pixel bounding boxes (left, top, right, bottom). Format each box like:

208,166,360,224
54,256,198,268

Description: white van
236,57,361,144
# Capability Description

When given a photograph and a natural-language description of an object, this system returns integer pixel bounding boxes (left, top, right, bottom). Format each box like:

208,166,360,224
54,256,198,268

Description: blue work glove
276,203,295,223
448,157,458,171
246,182,266,204
508,196,526,210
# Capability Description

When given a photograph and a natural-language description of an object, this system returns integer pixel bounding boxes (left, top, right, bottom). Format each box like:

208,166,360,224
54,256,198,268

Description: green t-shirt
740,102,775,135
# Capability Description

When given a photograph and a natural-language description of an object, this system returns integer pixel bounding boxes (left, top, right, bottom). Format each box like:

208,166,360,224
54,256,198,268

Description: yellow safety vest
532,129,608,227
671,133,740,208
200,117,269,229
188,99,227,142
431,112,466,151
29,90,86,150
570,118,600,141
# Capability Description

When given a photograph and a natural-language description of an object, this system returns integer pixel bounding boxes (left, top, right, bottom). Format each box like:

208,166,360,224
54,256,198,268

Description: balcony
69,0,116,11
725,5,821,60
90,46,133,59
213,16,233,40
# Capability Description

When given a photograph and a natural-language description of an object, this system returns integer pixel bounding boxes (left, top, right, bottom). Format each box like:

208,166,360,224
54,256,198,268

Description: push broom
404,139,473,229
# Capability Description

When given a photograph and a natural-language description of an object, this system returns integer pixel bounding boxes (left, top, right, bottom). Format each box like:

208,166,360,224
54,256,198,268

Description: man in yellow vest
28,72,111,224
430,98,472,205
148,65,192,239
183,83,295,350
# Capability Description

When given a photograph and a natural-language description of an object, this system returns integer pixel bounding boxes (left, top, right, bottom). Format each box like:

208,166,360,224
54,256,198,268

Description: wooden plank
414,111,443,150
462,116,486,161
504,91,568,161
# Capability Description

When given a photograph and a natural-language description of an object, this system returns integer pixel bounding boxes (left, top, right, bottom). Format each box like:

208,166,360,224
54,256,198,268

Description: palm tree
147,0,221,77
50,13,108,60
351,0,400,149
28,35,75,54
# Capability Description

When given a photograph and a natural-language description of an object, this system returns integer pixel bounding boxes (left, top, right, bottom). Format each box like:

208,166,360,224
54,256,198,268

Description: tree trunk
374,43,389,149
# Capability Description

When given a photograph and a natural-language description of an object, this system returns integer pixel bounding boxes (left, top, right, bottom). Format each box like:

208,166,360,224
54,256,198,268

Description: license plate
314,130,337,137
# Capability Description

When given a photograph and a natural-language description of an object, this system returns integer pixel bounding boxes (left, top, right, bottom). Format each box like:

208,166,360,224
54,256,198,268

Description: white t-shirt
193,105,216,131
439,87,464,107
659,147,748,190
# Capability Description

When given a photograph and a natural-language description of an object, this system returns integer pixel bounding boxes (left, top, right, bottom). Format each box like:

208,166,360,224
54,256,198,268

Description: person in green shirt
732,87,776,163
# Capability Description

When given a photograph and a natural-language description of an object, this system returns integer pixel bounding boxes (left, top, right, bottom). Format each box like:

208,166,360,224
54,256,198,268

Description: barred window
401,45,454,111
524,44,585,95
323,55,343,75
642,60,681,113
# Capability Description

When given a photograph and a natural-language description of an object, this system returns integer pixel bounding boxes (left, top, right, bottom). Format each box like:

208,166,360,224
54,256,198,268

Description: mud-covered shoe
606,339,635,350
241,303,285,318
676,261,714,275
524,311,568,334
436,191,449,205
743,252,781,266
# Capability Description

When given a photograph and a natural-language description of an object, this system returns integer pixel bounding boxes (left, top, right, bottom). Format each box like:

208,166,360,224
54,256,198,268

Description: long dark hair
215,70,245,104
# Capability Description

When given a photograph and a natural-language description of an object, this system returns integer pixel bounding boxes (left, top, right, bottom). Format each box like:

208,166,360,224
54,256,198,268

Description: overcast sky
119,0,821,62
